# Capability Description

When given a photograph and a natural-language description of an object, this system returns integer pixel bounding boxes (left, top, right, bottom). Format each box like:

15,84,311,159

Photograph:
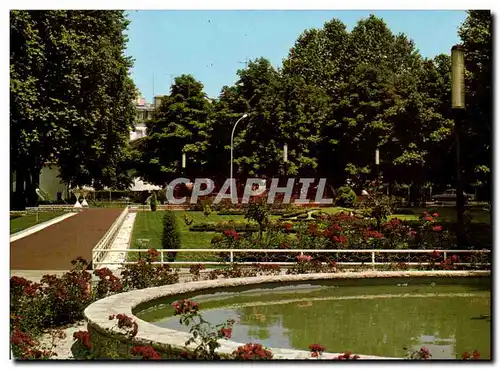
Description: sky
125,10,468,101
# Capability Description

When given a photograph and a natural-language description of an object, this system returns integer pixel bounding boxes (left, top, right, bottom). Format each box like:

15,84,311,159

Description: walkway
10,208,123,270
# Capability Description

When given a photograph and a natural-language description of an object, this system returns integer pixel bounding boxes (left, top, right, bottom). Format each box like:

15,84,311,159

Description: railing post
230,251,234,263
160,250,164,266
444,251,447,261
372,251,376,269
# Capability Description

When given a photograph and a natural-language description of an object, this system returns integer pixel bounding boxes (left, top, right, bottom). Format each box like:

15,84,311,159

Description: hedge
189,223,260,233
162,211,181,261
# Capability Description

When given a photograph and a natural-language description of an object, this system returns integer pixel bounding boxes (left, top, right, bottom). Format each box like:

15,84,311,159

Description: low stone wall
84,270,490,360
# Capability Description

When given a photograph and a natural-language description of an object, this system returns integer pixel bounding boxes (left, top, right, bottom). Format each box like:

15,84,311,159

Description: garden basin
84,271,490,360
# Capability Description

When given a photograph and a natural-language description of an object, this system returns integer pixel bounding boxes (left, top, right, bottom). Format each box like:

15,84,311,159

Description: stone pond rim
84,270,490,360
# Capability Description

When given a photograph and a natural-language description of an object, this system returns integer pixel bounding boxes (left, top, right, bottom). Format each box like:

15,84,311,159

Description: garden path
10,208,123,270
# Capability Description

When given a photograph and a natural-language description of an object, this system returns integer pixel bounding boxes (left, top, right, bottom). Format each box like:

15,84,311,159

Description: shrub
244,198,270,239
190,222,259,233
93,268,124,299
335,186,357,208
121,250,179,290
394,208,415,215
232,343,273,360
149,192,157,212
157,189,166,205
172,299,235,359
162,211,181,261
10,257,92,335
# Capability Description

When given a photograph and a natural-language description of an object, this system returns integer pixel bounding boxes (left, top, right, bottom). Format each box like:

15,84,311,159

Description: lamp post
230,113,248,181
451,44,466,247
283,142,288,178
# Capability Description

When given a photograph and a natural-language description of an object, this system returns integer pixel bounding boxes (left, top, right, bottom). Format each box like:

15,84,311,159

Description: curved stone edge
84,270,490,360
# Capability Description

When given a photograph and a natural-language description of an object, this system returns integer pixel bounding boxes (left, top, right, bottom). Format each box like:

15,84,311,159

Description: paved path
99,212,136,270
10,208,122,270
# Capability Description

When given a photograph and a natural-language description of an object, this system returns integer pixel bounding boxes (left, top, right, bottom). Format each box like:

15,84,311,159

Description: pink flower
432,212,439,217
432,225,442,231
296,255,312,263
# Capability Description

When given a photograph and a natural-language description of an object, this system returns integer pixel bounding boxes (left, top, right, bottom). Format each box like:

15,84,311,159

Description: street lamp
230,113,248,181
451,44,466,246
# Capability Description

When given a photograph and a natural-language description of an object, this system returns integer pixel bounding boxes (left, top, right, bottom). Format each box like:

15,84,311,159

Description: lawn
10,212,67,234
391,206,491,225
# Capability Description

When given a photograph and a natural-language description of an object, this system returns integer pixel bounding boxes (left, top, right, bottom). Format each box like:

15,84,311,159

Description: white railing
92,207,129,265
91,248,491,268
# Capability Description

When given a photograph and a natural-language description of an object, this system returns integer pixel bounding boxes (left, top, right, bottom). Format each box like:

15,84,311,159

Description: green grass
10,212,67,234
129,211,164,259
391,207,491,225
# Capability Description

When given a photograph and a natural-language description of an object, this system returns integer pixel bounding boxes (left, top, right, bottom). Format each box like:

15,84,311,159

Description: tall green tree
458,10,492,201
10,10,136,208
139,74,212,184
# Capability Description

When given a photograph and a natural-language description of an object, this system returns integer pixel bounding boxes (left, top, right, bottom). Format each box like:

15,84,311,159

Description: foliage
162,211,181,261
135,75,213,183
149,192,157,212
10,10,136,208
11,315,63,360
244,198,270,239
10,257,92,335
93,268,124,299
172,299,235,359
335,186,357,208
309,343,326,358
405,347,431,360
120,249,179,290
232,343,273,360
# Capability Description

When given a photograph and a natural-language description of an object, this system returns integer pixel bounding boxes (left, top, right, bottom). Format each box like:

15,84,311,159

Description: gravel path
10,208,123,270
39,321,87,360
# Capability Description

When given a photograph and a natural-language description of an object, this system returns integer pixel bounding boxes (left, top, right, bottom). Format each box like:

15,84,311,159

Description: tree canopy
10,10,137,207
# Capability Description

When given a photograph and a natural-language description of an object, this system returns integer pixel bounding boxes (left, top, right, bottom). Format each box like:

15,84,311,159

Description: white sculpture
71,188,82,208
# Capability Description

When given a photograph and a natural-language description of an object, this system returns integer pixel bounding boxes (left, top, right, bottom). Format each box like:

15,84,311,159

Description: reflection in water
141,281,490,359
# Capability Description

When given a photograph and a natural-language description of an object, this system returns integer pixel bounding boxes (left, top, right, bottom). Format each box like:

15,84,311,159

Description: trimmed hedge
190,223,259,232
162,211,181,261
394,208,415,215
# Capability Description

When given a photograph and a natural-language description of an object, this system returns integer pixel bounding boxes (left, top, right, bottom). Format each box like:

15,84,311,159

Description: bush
156,189,166,205
394,208,415,215
10,257,92,336
10,213,23,220
149,192,157,212
162,211,181,261
190,222,259,233
121,250,179,290
244,199,270,239
335,186,357,208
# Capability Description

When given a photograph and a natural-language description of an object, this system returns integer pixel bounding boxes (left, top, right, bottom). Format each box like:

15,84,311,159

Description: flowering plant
172,299,235,359
232,343,273,360
309,343,326,358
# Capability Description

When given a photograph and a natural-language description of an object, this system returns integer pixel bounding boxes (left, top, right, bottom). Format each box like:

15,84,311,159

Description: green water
136,278,491,359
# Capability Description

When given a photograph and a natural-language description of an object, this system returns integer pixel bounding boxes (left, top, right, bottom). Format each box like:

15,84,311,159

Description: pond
135,277,491,359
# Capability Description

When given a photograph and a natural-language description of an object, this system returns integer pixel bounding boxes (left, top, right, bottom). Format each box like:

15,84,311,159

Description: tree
10,10,136,208
138,74,212,184
458,10,492,201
